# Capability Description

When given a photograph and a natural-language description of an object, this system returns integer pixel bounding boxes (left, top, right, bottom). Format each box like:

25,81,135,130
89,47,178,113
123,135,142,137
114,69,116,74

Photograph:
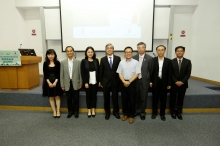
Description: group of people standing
42,42,192,124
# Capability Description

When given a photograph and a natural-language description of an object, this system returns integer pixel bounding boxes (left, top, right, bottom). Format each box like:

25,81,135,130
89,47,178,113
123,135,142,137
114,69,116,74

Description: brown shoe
129,118,134,124
122,116,128,121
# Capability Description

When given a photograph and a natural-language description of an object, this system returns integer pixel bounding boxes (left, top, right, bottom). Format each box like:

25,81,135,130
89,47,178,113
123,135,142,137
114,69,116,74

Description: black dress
42,61,63,97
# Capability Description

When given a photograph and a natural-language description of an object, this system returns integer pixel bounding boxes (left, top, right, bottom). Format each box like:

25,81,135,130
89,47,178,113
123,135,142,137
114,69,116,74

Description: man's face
175,48,185,58
156,46,166,57
137,44,146,55
66,47,74,58
124,48,133,59
106,45,114,56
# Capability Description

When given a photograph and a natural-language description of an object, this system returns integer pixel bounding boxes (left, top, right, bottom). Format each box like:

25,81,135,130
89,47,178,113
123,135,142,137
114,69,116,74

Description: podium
0,56,42,90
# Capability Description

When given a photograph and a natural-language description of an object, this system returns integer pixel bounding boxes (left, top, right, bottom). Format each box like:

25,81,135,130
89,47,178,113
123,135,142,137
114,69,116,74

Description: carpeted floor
0,110,219,146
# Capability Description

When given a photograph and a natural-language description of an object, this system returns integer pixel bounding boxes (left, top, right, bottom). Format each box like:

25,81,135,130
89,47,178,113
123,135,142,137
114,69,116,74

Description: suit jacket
171,57,192,88
100,55,121,87
80,58,100,85
133,53,154,88
60,58,82,91
150,57,172,89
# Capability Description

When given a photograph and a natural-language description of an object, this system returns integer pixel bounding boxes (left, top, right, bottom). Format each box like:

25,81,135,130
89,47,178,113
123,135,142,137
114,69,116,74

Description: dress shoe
53,116,56,118
56,116,61,119
151,114,157,119
113,113,120,119
92,114,96,118
140,115,145,120
122,115,128,121
74,113,79,118
105,114,110,120
160,115,166,121
88,114,91,118
129,118,134,124
67,113,73,118
176,113,183,120
171,113,176,119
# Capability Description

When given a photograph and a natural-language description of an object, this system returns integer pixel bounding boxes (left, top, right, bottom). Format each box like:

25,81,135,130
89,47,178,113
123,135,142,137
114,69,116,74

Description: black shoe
53,116,56,118
140,115,145,120
171,113,176,119
92,114,96,118
74,113,79,118
67,113,73,118
88,114,91,118
113,113,120,119
176,113,183,120
105,114,110,120
160,115,166,121
151,114,157,119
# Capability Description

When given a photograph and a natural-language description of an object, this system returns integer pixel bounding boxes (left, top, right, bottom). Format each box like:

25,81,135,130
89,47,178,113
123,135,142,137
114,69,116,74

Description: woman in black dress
43,49,62,118
81,46,100,118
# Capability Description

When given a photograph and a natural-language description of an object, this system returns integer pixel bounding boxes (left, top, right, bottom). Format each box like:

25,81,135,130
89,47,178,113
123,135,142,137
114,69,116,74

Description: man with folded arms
170,46,192,120
116,46,140,124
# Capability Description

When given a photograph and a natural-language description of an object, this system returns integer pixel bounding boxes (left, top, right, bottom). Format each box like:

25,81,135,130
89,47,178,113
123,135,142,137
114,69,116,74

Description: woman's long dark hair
45,49,58,64
85,46,96,59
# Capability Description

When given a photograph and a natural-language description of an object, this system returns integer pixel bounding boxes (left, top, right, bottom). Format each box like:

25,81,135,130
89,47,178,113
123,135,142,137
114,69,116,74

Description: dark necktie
109,57,112,68
179,60,182,71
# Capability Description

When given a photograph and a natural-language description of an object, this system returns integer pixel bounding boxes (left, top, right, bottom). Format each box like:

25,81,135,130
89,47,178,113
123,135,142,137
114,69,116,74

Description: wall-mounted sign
180,30,186,37
32,29,36,36
0,51,21,66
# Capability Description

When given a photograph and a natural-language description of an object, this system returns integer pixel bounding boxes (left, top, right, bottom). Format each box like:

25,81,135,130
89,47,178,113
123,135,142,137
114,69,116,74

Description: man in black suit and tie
100,43,121,120
150,45,171,121
170,46,192,120
133,42,154,120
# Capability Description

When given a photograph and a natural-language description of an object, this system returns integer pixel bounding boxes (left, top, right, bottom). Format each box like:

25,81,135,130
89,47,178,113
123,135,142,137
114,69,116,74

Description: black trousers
103,85,119,114
121,80,136,118
170,84,187,114
65,81,79,114
85,83,98,109
152,79,167,116
136,78,149,116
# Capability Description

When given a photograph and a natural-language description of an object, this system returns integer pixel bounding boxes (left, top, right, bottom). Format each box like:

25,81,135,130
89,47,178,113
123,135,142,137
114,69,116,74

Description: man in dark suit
170,46,192,120
100,43,121,120
150,45,171,121
133,42,154,120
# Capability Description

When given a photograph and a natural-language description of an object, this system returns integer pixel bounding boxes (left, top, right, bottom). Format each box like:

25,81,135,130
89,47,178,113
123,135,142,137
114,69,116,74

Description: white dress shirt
107,55,114,63
158,57,164,78
68,58,73,79
138,54,145,79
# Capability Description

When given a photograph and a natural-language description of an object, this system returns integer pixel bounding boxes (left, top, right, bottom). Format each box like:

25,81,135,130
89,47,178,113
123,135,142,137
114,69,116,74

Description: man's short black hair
65,46,74,51
124,46,133,52
175,46,185,52
156,45,166,50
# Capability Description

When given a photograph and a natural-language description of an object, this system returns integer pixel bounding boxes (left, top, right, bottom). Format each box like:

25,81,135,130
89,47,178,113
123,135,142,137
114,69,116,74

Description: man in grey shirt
117,46,140,124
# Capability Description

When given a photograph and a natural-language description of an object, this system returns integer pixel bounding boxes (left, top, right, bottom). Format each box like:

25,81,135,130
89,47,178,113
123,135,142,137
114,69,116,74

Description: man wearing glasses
116,46,140,124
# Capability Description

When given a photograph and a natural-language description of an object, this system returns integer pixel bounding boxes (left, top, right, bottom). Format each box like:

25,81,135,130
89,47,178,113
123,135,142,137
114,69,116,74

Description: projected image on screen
60,0,154,51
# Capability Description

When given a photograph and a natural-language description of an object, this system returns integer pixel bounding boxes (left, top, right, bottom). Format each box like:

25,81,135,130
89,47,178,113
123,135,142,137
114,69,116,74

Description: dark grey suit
133,53,154,116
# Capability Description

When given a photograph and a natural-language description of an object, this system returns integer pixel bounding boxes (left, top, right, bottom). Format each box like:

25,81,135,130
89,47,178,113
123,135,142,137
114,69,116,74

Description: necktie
138,57,143,79
179,60,181,71
109,57,112,68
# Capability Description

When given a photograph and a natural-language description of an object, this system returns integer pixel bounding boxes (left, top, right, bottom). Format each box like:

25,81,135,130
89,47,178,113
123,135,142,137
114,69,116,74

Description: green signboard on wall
0,51,21,66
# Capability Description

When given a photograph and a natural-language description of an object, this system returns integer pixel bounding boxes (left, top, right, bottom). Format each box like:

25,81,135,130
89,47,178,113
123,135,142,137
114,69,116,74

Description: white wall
190,0,220,82
172,14,192,59
0,0,27,50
